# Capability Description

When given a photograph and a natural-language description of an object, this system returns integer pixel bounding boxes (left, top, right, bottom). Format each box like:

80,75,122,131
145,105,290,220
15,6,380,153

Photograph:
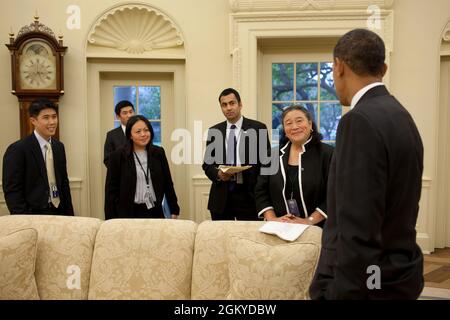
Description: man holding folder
203,88,270,221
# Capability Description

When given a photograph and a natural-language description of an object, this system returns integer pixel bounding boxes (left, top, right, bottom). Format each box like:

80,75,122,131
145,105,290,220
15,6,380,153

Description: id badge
144,188,154,210
51,185,59,198
287,199,300,217
236,172,243,184
144,196,152,210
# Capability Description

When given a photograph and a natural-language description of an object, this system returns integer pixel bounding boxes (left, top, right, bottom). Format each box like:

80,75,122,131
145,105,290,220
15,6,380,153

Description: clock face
19,41,57,90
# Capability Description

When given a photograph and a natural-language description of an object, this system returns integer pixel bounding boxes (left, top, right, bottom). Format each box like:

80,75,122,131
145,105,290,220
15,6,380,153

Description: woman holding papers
255,106,333,227
104,115,180,220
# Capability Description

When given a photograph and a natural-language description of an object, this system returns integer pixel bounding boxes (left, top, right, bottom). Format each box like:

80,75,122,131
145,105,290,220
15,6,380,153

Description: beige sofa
0,215,322,300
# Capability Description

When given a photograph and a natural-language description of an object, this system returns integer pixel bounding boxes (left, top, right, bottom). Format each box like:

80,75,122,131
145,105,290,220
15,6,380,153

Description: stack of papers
218,165,252,174
259,221,310,242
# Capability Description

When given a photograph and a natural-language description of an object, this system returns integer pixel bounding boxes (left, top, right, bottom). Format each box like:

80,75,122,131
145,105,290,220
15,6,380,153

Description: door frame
86,58,186,219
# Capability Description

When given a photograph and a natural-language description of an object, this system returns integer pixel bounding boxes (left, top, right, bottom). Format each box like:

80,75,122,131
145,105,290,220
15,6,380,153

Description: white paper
218,165,252,174
259,221,310,242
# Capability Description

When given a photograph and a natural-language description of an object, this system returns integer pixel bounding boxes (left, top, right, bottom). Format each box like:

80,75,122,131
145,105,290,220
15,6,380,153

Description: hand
217,170,233,181
171,214,178,219
263,209,284,222
265,215,285,222
280,213,311,225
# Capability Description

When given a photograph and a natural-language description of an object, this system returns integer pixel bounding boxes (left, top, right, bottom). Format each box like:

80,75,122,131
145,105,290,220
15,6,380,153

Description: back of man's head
333,28,385,77
28,99,58,118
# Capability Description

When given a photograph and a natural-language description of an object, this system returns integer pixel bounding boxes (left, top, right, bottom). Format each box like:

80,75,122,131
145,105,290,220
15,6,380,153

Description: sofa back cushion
88,219,197,300
0,228,39,300
0,215,101,299
191,221,322,300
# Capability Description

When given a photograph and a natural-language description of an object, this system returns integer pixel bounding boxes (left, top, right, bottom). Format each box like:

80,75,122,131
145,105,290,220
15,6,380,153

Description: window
114,86,162,146
272,62,341,146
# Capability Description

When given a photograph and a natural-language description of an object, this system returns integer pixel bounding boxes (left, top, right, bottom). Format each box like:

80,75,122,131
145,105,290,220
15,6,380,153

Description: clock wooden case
6,17,67,138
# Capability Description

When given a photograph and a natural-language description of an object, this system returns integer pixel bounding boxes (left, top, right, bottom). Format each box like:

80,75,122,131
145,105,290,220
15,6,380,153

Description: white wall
0,0,233,217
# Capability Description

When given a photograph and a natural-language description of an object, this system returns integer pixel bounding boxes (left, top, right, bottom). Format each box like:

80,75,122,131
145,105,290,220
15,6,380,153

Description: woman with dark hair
255,105,333,227
104,115,180,219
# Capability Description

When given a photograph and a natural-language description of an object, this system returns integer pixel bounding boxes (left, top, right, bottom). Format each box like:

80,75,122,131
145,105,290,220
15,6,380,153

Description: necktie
226,125,237,191
227,125,237,165
45,142,60,208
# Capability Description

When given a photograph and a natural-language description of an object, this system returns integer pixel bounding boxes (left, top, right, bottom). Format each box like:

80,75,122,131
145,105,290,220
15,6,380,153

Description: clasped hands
264,210,313,225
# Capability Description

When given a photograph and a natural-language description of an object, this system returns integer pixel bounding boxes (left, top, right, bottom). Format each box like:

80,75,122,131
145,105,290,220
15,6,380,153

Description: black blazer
202,117,270,216
104,145,180,219
2,133,74,215
255,140,333,223
310,85,424,299
103,126,127,166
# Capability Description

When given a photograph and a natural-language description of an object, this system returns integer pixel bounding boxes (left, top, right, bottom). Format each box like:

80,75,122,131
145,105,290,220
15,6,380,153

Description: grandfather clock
6,15,67,138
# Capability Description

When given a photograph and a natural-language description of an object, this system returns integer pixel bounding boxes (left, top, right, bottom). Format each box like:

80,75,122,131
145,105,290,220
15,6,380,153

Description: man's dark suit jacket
2,133,74,215
309,85,424,299
104,145,180,219
202,117,270,219
104,126,127,166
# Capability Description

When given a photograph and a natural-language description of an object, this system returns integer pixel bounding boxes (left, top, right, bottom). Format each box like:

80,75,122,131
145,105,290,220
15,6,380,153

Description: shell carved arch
443,20,450,43
87,4,184,54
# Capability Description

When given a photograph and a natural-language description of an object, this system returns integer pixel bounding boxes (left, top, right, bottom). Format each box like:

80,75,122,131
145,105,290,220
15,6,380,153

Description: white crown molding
87,3,184,54
229,8,394,95
229,0,394,12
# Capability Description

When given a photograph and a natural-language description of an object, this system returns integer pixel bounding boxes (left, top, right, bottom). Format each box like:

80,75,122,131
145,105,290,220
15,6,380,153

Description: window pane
150,121,161,147
139,86,161,119
304,102,318,125
272,103,288,131
319,103,341,141
296,63,318,101
114,86,136,117
272,63,294,101
319,62,337,100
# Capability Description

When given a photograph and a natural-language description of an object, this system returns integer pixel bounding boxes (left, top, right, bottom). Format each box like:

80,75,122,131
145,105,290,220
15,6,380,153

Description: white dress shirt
34,130,51,161
225,116,243,166
350,82,385,109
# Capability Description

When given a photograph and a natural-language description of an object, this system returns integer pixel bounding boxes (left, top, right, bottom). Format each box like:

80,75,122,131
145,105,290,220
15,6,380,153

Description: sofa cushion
0,215,102,300
0,228,39,300
88,219,197,300
191,221,322,300
227,236,320,300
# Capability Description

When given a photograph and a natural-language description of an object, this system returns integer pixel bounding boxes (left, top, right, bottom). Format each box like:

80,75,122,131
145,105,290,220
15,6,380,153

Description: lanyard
133,152,149,185
287,165,298,200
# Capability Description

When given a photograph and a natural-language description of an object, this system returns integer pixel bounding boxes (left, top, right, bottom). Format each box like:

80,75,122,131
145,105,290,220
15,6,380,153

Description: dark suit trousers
131,203,165,219
211,183,258,221
27,203,68,216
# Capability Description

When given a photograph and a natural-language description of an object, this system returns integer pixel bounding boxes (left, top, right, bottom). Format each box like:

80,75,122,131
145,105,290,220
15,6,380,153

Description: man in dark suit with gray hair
310,29,424,299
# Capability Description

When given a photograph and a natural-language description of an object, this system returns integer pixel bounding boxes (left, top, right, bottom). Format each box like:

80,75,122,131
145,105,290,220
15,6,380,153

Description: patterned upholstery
88,219,197,300
1,216,321,300
227,236,320,299
191,221,322,300
0,215,101,300
0,228,39,300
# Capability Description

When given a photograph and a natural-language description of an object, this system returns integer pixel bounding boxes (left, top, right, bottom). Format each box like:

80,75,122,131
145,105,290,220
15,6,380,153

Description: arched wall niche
86,2,185,59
